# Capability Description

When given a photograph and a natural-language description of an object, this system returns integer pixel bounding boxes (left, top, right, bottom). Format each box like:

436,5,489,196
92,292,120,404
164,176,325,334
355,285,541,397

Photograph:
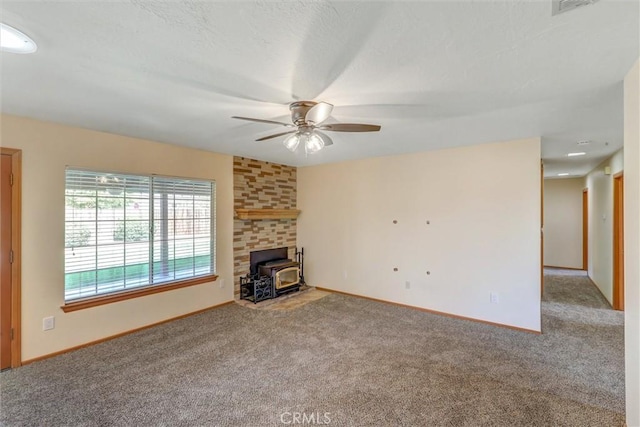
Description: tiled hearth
235,287,330,310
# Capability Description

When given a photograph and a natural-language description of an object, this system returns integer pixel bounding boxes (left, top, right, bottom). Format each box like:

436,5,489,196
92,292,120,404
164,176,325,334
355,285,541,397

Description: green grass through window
65,255,212,290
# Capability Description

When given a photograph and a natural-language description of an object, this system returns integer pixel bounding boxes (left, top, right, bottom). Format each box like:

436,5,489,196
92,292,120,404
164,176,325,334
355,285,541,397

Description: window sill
61,274,218,313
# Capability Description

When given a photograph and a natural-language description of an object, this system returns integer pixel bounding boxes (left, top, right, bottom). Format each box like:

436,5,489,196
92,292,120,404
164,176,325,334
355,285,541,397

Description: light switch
43,316,55,331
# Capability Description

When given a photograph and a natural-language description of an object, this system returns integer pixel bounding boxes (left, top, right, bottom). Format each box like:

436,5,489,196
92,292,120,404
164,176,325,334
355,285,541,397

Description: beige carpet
0,269,624,426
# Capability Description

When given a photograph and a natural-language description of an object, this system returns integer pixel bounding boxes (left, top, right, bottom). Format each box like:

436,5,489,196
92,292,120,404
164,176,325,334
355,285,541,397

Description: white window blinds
65,169,215,301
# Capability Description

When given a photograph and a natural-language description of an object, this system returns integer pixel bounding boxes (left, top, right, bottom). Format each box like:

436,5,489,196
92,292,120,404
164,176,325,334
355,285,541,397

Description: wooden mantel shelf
235,208,301,220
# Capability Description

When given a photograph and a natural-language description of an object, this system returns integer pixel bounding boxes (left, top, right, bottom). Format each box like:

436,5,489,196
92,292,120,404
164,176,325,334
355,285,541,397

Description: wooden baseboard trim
544,265,585,271
315,287,541,335
21,300,234,366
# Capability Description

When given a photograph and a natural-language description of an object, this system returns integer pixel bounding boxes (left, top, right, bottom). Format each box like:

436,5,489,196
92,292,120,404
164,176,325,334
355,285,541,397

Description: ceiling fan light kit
232,101,381,154
283,130,325,155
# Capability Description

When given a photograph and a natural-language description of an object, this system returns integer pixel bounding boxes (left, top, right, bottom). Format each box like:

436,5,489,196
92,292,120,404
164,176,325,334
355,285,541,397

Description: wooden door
1,154,12,369
583,189,588,270
613,173,624,311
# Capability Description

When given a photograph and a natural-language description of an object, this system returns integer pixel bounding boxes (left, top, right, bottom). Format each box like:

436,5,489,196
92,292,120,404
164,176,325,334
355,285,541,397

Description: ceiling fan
231,101,381,154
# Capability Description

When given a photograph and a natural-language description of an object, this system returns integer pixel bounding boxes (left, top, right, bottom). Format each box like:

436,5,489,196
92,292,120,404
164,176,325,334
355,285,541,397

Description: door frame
582,188,588,270
1,148,22,367
613,172,624,311
540,161,544,297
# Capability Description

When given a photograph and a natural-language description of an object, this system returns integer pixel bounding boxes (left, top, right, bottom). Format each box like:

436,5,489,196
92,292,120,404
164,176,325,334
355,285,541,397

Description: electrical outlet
405,281,411,289
490,292,499,304
343,271,348,279
43,316,55,331
219,279,225,289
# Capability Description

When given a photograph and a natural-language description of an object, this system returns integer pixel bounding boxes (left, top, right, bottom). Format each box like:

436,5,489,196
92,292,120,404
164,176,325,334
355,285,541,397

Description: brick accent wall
233,157,297,297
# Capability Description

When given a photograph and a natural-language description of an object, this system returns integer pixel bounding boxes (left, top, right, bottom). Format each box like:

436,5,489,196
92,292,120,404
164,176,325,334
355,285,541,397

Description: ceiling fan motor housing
289,101,318,126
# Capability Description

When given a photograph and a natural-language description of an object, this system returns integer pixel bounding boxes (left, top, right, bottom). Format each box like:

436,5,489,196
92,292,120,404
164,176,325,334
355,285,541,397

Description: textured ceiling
1,1,638,177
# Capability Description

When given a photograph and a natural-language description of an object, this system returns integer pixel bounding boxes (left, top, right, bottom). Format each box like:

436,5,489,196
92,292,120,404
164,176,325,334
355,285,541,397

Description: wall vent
552,0,600,16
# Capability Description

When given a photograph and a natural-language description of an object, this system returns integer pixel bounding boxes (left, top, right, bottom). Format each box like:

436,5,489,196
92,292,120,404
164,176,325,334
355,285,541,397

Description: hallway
541,267,625,420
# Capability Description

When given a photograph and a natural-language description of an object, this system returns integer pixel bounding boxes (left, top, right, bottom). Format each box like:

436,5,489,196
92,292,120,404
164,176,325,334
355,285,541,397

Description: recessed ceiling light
558,173,570,176
567,152,586,157
0,23,37,54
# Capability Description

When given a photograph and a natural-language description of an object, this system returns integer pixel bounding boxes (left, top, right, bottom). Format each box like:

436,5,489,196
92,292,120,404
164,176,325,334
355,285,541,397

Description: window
64,169,215,302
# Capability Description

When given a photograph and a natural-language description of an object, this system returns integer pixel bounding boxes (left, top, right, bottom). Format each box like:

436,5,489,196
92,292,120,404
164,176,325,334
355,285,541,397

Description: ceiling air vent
552,0,600,16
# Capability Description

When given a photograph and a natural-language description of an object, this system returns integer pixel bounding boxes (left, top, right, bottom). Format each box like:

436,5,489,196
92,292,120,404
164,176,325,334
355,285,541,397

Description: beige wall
624,58,640,427
298,138,541,331
0,114,234,361
543,178,584,269
584,149,624,303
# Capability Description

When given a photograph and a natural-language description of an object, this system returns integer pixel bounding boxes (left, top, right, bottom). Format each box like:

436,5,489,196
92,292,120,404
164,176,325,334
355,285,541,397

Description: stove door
275,267,300,290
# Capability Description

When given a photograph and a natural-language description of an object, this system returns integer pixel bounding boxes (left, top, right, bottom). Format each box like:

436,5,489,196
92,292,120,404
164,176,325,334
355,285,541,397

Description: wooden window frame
61,274,218,312
62,169,216,310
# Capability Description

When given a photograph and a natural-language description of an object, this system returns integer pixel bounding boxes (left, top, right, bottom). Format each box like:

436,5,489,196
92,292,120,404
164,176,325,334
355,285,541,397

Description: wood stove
259,259,300,292
240,247,303,303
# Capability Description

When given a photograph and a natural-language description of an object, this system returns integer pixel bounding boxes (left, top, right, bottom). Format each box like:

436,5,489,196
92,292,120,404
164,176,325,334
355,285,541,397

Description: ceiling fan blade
255,130,297,142
318,123,381,132
314,130,333,146
305,102,334,125
231,116,295,127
